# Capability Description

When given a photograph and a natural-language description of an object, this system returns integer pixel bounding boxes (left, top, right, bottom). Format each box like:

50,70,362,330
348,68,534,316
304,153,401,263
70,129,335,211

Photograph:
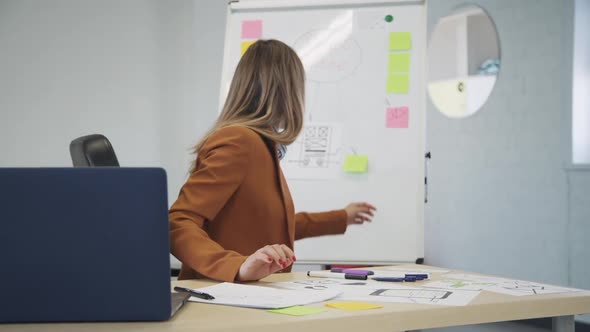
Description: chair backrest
69,134,120,167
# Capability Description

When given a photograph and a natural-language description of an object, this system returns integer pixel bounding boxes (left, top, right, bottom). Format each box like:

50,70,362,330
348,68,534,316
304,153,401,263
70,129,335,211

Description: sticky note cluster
386,32,411,94
240,20,263,55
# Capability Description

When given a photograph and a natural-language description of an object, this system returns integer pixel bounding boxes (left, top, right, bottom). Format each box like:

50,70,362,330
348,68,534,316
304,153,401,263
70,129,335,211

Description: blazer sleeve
169,127,252,282
294,210,348,240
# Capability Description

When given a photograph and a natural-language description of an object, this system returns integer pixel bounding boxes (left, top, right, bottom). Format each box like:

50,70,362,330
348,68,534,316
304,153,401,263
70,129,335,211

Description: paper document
428,273,581,296
266,279,479,306
188,282,342,309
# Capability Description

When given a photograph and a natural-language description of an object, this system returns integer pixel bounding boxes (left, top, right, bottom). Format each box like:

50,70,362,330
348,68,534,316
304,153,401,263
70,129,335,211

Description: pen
372,277,406,282
174,286,215,300
371,276,419,282
308,271,367,280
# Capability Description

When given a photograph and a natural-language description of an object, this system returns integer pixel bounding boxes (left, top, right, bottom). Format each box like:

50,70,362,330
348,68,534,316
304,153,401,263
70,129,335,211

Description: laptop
0,168,189,323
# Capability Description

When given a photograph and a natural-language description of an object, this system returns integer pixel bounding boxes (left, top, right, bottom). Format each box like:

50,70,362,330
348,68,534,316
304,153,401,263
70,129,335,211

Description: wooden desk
2,265,589,332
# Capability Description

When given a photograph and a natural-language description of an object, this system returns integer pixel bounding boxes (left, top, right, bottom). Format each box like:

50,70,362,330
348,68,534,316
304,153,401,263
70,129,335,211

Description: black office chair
69,134,120,167
68,134,181,277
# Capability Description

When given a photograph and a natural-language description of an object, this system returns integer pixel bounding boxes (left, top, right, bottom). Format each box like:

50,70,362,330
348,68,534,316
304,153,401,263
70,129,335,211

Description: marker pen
307,271,367,280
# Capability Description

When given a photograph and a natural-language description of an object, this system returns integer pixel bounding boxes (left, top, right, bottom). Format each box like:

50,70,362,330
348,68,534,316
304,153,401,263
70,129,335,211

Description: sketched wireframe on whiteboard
300,125,333,168
281,123,343,180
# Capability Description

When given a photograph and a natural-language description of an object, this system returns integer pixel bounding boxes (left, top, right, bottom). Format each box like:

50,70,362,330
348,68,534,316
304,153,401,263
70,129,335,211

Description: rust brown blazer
169,126,347,281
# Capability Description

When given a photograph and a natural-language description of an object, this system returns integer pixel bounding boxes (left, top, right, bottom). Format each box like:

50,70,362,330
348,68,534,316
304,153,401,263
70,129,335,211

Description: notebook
0,168,189,322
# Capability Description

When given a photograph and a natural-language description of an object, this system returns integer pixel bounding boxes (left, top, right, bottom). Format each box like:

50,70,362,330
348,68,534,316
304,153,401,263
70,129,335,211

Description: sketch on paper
265,279,480,306
370,288,453,304
281,123,343,180
425,274,581,296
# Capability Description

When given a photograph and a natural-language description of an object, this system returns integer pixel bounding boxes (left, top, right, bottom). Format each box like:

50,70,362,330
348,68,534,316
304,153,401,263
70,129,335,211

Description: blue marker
372,277,405,282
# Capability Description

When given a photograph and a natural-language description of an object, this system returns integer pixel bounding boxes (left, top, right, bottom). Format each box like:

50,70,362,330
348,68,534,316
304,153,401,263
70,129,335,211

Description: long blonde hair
191,39,305,172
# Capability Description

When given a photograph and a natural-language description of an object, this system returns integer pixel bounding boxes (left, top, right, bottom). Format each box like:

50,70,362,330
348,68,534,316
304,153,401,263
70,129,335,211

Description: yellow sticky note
386,73,409,94
241,40,256,55
267,306,327,316
388,53,410,72
389,32,412,50
325,301,384,311
343,154,368,173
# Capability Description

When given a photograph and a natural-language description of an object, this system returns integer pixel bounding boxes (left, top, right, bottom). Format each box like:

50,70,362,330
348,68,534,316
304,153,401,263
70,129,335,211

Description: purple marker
342,269,375,276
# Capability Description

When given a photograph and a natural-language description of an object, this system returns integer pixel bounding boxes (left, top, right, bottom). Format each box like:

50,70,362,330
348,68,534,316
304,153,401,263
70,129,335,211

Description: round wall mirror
428,5,500,118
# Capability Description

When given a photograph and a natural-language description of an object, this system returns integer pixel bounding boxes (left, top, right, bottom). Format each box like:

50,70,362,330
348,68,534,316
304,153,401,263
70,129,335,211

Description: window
573,0,590,164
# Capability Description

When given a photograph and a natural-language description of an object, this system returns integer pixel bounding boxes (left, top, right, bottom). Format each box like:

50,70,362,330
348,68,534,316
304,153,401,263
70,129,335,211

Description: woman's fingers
260,244,294,268
253,251,273,264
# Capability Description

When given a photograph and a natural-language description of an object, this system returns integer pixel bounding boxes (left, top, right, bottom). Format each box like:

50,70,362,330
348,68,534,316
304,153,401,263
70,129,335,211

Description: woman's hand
236,244,295,282
345,202,377,225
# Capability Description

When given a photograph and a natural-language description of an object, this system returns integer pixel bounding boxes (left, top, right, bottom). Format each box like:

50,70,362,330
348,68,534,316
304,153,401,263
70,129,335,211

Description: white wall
428,16,461,82
0,0,227,270
0,0,161,167
0,0,228,201
427,0,590,328
157,0,226,201
467,14,499,75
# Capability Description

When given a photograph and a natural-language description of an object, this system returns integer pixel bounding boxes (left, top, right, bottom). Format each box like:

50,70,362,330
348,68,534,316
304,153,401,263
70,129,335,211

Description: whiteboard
221,0,425,264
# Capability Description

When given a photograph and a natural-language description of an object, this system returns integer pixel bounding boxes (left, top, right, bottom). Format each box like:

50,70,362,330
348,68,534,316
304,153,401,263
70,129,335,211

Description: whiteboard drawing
293,11,361,83
293,10,361,82
301,125,332,168
281,123,343,180
294,30,361,82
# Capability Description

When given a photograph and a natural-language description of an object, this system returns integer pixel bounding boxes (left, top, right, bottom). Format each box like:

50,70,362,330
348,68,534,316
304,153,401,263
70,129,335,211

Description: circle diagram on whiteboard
294,29,362,83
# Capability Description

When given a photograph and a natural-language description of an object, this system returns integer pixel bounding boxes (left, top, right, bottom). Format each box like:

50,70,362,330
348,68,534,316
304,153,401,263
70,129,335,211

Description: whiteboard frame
220,0,426,111
221,0,427,265
230,0,424,11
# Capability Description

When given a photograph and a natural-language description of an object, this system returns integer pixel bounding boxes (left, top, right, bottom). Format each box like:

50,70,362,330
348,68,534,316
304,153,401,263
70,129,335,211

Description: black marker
174,286,215,300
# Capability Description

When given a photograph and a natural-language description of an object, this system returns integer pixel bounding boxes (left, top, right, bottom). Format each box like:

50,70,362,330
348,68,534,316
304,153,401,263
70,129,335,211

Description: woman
169,39,376,282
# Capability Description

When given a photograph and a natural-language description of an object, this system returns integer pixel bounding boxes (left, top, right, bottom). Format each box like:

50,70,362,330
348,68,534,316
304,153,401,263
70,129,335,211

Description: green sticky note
343,154,368,173
267,306,327,316
389,32,411,50
388,53,410,72
326,301,384,311
386,74,409,94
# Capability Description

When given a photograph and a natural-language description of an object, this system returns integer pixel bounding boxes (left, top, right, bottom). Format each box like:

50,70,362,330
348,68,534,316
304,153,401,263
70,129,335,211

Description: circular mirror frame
427,4,501,119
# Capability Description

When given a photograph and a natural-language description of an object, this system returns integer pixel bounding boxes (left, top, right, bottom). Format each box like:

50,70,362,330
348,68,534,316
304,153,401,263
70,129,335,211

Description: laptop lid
0,168,175,322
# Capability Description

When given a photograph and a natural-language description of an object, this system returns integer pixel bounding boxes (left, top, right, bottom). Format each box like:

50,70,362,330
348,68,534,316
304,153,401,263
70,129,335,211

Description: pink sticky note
386,107,409,128
242,20,263,39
